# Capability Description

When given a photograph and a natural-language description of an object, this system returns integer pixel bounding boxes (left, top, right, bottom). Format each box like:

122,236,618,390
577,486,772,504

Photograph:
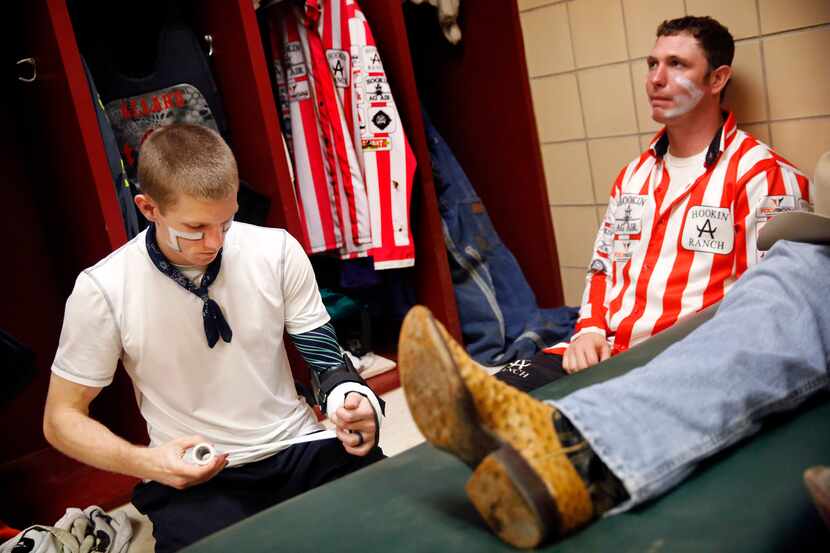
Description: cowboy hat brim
757,211,830,251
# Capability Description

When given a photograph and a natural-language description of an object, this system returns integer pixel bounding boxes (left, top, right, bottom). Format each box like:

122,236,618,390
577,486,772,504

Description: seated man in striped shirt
496,15,811,392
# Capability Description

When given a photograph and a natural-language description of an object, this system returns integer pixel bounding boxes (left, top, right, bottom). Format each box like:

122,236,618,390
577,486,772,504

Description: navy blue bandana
145,224,233,348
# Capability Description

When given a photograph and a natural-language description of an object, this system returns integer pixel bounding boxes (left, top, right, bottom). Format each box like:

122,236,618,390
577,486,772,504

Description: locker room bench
182,305,830,552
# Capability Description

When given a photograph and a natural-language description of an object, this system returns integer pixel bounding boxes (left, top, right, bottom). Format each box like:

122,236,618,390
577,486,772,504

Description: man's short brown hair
137,123,238,211
657,16,735,72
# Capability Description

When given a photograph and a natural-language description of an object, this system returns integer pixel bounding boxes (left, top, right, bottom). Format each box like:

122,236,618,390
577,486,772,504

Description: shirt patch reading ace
614,194,648,235
326,49,350,87
682,205,734,254
363,46,384,73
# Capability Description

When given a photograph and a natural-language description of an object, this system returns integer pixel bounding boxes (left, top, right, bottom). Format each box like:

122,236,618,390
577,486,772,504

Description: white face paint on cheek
662,75,704,119
167,226,204,252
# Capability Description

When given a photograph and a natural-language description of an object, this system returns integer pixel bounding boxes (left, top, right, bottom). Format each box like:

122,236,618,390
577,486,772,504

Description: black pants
494,350,567,392
133,439,385,553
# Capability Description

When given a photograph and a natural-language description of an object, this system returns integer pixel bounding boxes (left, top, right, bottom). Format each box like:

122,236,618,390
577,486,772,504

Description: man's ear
709,64,732,96
134,194,160,223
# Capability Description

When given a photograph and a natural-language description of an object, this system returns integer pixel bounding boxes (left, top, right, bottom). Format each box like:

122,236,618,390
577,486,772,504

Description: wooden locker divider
1,0,148,527
22,0,128,276
404,2,565,307
191,0,302,233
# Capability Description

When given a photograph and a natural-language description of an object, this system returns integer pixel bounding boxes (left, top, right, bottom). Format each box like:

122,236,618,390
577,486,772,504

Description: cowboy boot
399,305,599,548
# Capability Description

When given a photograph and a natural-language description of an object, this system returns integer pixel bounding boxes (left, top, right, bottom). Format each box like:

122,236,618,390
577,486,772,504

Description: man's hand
331,392,377,456
144,435,228,490
563,333,611,374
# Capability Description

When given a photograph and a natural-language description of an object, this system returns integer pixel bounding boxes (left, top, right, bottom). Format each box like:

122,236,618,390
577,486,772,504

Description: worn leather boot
398,305,595,548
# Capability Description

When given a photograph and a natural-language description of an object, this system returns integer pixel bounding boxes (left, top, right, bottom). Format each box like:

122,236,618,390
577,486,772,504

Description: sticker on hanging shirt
597,219,614,256
277,85,289,104
365,76,392,102
362,137,391,152
613,239,636,264
351,48,364,82
326,49,350,87
682,205,734,254
287,64,307,79
355,84,366,111
357,105,367,132
273,61,286,84
369,107,396,134
284,42,304,66
614,194,647,235
287,79,310,102
755,195,797,220
363,46,384,73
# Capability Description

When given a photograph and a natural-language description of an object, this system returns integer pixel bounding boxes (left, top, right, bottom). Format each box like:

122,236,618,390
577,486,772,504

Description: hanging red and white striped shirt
547,113,812,356
269,3,372,255
269,0,417,269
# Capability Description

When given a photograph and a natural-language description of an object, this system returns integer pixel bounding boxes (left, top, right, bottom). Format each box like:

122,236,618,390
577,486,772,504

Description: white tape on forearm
325,383,384,429
183,430,337,465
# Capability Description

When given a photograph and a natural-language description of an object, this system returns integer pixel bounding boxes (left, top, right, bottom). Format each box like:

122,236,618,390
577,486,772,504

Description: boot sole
398,306,498,466
466,445,561,549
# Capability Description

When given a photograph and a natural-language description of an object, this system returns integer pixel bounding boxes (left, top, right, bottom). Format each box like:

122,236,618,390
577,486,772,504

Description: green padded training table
183,307,830,552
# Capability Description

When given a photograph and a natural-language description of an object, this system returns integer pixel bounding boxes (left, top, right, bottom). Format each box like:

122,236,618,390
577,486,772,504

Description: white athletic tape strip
183,430,338,465
167,227,204,252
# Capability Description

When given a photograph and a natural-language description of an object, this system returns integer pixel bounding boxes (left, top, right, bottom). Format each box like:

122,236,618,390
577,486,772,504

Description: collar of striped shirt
647,111,737,169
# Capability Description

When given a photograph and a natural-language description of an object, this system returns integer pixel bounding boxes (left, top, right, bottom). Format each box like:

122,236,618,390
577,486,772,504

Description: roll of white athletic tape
183,442,216,466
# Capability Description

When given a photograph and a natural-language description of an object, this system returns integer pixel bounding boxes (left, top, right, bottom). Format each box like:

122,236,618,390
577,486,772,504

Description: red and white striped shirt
269,0,417,269
269,5,371,255
547,113,811,355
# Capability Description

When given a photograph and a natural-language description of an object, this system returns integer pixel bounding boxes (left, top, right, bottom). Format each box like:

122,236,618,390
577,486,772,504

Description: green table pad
185,308,830,552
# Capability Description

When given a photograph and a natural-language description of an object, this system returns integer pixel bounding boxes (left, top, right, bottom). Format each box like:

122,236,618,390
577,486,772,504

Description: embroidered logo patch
288,80,310,102
369,107,396,133
284,41,304,66
755,195,796,219
614,194,648,235
682,205,734,254
613,239,636,264
326,49,350,87
363,46,384,73
365,76,392,102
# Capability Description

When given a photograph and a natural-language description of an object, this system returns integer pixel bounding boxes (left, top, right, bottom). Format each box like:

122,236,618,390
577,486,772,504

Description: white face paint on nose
662,75,704,119
167,226,204,252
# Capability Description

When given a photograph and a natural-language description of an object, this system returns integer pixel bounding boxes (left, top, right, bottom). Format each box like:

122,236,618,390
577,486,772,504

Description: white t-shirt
52,223,335,466
662,147,708,211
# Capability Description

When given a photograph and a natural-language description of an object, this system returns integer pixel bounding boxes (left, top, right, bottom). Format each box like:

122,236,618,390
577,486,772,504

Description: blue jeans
425,113,577,365
551,240,830,513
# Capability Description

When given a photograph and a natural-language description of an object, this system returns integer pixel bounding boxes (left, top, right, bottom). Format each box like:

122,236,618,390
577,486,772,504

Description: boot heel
465,445,560,549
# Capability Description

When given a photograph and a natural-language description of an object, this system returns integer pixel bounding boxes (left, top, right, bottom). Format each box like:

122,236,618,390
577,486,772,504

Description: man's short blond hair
138,123,238,211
